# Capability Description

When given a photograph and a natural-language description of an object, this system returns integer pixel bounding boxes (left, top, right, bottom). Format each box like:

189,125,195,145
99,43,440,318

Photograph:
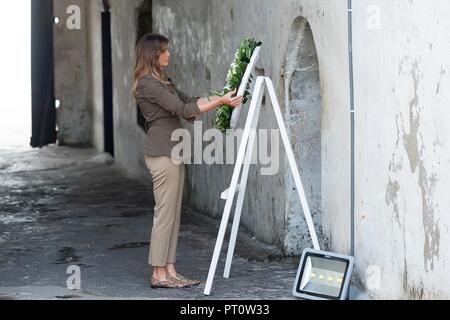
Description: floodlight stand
203,76,320,296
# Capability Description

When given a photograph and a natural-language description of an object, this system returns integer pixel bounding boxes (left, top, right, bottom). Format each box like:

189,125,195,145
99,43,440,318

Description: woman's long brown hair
132,33,171,100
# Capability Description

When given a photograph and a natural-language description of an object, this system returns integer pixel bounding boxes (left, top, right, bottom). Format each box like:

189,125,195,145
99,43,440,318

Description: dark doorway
30,0,56,147
101,11,114,156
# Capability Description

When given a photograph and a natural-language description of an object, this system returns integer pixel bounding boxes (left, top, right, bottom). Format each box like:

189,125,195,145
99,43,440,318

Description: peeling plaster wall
353,0,450,299
150,0,450,299
81,0,450,299
53,0,90,144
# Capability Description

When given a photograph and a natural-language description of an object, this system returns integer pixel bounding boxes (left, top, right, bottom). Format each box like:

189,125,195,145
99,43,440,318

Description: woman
132,33,243,289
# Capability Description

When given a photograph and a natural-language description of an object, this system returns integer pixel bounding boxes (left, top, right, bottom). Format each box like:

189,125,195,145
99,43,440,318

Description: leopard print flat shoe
150,276,184,288
169,273,201,287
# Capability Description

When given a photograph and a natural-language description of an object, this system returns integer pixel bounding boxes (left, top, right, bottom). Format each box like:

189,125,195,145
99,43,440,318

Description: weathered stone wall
54,0,90,145
149,0,348,254
79,0,450,299
352,0,450,299
85,0,104,153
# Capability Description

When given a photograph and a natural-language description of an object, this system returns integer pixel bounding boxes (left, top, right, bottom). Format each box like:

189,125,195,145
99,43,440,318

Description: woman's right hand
221,89,243,108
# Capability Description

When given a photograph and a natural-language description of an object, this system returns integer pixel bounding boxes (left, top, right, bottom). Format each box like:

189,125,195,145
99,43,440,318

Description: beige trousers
144,155,184,267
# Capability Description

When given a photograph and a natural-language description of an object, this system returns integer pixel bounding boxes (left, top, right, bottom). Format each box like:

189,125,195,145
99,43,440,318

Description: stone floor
0,145,368,300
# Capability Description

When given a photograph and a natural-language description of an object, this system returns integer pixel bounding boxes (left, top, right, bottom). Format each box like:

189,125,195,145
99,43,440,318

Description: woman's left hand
221,89,243,108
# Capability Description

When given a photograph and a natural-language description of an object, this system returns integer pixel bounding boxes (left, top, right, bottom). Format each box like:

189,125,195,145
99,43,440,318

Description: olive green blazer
136,75,201,157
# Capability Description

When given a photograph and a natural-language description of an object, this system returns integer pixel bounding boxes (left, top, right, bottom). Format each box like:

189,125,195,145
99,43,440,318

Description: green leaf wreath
213,38,262,133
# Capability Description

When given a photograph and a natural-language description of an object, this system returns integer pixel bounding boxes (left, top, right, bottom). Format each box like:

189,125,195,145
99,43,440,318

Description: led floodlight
293,248,354,300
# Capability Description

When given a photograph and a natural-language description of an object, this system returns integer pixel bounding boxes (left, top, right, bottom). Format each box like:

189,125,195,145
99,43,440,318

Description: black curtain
30,0,56,147
102,11,114,156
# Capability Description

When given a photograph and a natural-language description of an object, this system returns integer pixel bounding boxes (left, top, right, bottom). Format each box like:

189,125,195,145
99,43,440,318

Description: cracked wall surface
353,0,450,299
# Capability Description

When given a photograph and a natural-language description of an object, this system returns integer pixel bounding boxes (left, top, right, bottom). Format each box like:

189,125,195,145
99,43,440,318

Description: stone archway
283,16,323,254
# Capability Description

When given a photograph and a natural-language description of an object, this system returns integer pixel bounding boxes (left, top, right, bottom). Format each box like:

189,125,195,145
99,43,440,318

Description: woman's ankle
165,263,177,277
153,266,167,280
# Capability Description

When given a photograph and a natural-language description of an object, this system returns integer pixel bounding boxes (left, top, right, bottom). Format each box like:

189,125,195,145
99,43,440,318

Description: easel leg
203,143,246,295
223,87,263,279
203,77,266,295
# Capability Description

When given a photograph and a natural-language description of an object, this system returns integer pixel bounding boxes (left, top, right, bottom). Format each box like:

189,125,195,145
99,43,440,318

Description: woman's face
158,47,170,68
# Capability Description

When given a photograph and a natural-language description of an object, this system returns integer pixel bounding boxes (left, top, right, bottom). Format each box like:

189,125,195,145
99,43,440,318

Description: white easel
204,54,321,295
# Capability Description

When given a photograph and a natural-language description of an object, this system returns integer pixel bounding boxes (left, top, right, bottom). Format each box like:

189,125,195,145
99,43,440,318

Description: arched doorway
283,16,323,254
